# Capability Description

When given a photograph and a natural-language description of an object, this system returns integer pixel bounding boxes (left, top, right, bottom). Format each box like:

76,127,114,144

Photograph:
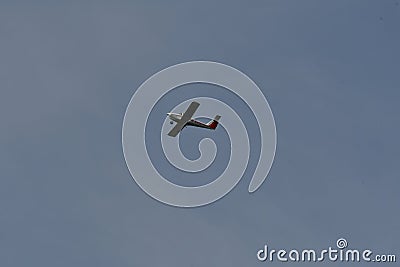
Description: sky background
1,1,399,266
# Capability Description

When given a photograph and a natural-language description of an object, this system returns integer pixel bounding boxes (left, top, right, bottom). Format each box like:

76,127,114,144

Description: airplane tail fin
207,115,221,129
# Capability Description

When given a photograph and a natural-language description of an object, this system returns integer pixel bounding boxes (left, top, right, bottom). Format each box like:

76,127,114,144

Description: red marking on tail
207,115,221,130
208,121,218,129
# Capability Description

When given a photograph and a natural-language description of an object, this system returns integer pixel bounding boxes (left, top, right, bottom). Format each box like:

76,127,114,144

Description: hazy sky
1,1,399,266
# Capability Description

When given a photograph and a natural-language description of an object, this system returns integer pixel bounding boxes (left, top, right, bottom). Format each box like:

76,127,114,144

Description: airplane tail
207,115,221,129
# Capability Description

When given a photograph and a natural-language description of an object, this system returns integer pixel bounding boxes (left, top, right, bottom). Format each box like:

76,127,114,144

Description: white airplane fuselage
166,101,221,137
167,112,218,129
167,112,183,123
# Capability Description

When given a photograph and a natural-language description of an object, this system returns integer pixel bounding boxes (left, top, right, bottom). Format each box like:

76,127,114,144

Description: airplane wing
180,101,200,122
168,101,200,137
167,123,185,137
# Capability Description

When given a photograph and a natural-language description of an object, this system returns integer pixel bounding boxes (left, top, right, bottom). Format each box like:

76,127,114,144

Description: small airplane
167,101,221,137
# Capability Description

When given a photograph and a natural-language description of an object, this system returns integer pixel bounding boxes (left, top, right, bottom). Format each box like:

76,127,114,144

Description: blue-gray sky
1,1,399,266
